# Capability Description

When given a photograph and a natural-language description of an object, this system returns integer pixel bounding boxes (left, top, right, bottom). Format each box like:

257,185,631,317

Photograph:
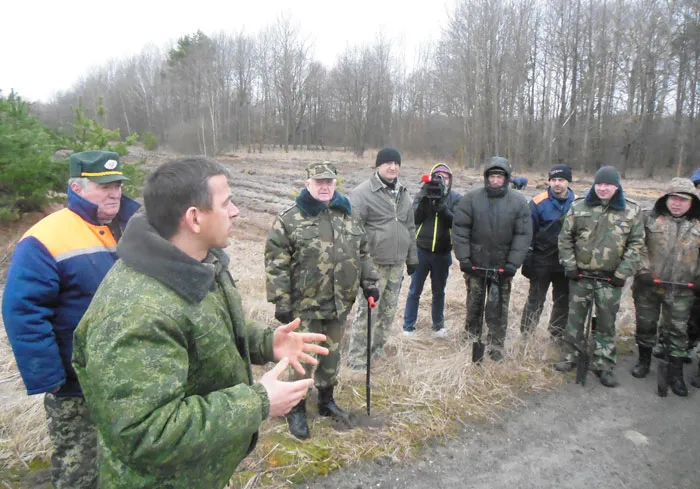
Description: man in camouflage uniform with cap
346,148,418,368
2,150,139,489
556,166,645,387
630,177,700,396
265,161,379,439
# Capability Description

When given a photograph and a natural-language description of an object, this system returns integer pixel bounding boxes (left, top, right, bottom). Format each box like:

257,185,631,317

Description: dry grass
0,150,646,487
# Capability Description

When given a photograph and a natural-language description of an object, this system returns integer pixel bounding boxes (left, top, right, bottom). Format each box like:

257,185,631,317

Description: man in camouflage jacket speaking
265,161,379,439
73,157,327,489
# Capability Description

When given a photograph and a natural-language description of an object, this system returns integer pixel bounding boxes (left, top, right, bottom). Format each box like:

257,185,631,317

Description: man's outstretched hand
259,358,314,417
273,318,329,376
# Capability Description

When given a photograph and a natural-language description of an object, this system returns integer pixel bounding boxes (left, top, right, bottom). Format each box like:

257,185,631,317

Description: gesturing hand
272,318,329,376
259,358,314,417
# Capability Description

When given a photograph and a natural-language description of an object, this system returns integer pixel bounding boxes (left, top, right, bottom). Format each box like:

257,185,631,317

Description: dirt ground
302,353,700,489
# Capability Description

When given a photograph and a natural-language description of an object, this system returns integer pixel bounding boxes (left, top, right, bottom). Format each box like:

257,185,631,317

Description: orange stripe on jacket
22,208,117,259
532,191,549,205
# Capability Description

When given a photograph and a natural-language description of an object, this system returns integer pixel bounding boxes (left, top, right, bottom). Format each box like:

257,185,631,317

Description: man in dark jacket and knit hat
453,157,532,361
403,163,462,337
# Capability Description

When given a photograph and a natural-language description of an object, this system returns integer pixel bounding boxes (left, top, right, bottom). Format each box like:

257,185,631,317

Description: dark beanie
594,166,621,186
548,164,572,182
376,147,401,167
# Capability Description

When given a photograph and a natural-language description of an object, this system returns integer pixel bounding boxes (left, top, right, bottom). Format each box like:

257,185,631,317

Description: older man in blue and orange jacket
2,150,139,489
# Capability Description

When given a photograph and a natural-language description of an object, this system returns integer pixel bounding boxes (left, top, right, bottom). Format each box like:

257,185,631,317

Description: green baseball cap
69,150,130,184
306,161,338,179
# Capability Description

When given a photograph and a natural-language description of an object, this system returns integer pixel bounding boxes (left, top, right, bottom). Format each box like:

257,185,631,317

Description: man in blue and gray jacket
520,164,575,338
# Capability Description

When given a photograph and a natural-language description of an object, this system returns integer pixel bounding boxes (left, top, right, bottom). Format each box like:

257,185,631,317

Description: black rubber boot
317,387,353,427
652,343,666,359
631,346,652,378
594,369,619,388
286,399,310,440
669,357,688,397
690,364,700,388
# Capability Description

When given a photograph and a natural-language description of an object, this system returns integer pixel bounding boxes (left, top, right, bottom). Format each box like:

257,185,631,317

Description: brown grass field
0,149,665,488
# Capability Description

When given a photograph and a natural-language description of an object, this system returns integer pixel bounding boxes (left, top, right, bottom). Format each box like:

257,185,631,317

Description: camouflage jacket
265,189,378,319
559,186,644,280
638,194,700,289
72,215,274,489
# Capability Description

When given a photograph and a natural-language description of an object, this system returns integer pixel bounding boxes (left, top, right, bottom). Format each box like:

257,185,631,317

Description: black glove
407,263,418,276
460,259,474,274
431,198,447,212
565,268,581,281
363,287,380,302
610,275,626,288
502,263,518,278
274,308,294,324
636,272,655,286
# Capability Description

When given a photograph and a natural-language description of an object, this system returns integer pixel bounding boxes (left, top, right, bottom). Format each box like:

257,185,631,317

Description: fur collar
295,188,352,217
585,184,626,210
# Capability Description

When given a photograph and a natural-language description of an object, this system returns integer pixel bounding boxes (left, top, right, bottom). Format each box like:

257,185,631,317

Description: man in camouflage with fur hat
265,161,379,439
556,166,645,388
630,178,700,396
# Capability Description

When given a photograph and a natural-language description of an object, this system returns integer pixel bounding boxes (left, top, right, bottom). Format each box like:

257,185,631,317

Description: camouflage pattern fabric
44,394,97,489
638,210,700,285
559,197,644,279
265,192,378,319
72,257,274,489
633,280,692,357
561,278,622,372
465,272,512,348
288,315,347,389
347,264,404,367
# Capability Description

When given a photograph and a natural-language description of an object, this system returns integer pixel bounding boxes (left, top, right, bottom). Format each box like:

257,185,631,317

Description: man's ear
183,207,200,234
69,181,83,194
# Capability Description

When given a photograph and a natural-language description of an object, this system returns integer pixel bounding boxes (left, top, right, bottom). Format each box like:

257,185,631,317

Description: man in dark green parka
72,157,328,489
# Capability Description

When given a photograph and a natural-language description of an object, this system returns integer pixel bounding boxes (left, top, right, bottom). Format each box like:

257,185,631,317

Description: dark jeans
520,269,569,336
403,248,452,331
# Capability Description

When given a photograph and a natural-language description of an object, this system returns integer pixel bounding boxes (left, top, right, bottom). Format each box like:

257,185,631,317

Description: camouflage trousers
633,280,692,358
44,394,97,489
289,314,348,389
347,264,404,367
562,278,621,372
465,273,512,348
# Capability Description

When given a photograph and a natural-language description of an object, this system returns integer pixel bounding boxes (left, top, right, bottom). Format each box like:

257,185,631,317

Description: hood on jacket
653,177,700,219
483,156,511,198
429,162,453,195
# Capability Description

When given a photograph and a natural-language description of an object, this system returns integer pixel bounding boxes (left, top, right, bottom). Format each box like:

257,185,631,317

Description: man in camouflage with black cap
265,161,379,439
556,166,645,388
2,151,140,489
630,177,700,396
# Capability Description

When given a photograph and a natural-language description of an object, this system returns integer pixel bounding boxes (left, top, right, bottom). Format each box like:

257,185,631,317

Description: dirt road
302,354,700,489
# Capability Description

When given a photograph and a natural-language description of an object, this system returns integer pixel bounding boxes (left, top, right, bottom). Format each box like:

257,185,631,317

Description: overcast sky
1,0,452,102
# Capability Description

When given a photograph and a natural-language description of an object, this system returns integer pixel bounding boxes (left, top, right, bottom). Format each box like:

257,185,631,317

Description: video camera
421,173,447,200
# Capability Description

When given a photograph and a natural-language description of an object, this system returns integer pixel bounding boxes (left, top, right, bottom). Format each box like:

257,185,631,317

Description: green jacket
265,189,378,318
559,185,644,280
350,172,418,267
72,215,274,489
639,191,700,290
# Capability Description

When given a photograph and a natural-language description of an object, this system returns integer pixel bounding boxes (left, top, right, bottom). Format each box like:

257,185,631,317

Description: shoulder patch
532,191,549,205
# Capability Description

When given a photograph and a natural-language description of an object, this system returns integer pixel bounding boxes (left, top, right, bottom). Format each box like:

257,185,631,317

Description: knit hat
594,166,620,186
376,147,401,167
431,163,451,175
69,150,130,184
548,164,572,182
